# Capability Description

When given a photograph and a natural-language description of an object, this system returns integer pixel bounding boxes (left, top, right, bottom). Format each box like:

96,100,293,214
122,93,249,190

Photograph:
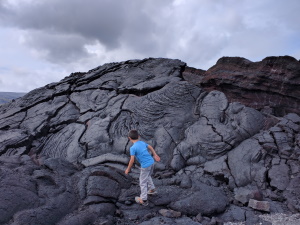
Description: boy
125,130,160,206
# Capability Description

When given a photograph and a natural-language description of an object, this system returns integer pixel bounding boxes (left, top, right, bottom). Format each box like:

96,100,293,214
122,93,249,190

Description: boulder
219,205,246,222
87,176,120,199
171,94,264,171
268,161,290,191
148,186,183,206
228,139,267,187
170,183,229,216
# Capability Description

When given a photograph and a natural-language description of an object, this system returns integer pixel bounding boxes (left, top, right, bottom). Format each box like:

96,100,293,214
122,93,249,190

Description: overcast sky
0,0,299,92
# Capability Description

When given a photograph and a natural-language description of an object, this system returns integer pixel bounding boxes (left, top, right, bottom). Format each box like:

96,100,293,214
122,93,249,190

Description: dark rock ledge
0,57,299,225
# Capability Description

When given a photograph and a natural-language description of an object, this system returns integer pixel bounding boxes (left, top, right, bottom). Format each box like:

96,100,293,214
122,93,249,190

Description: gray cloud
2,0,299,66
23,31,94,63
2,0,127,47
1,0,174,64
0,0,300,92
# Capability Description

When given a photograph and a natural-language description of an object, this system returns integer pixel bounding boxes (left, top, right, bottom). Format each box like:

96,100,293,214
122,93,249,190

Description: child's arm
148,145,161,162
125,156,135,174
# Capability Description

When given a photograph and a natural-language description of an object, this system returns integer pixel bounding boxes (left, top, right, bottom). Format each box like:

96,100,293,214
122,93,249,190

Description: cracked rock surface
0,57,300,224
197,56,300,116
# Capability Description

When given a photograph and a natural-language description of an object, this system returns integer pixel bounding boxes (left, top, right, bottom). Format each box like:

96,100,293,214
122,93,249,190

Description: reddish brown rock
185,56,300,116
248,199,270,212
182,66,205,84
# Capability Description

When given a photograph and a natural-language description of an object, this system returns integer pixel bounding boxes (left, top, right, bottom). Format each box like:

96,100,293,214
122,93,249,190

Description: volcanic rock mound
0,57,300,224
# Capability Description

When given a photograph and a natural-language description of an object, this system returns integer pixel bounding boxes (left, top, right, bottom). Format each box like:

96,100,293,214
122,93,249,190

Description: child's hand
125,168,130,174
154,154,160,162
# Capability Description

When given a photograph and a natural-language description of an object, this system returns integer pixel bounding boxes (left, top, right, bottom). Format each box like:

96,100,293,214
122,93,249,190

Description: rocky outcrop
185,56,300,116
0,57,299,224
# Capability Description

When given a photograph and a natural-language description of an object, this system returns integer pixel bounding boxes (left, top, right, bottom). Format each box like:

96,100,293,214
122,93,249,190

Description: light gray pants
140,164,155,201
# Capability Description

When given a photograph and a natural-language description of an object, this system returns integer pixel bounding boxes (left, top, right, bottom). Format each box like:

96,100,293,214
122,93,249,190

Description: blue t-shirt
130,141,154,168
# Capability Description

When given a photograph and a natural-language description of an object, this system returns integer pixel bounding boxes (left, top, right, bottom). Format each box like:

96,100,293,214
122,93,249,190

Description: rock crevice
0,57,300,224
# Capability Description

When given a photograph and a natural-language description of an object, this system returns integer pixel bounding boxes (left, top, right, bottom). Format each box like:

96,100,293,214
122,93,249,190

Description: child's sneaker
135,197,148,206
147,189,157,195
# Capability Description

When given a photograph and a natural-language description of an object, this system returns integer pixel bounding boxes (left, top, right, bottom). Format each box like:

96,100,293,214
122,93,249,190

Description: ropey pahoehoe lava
0,56,300,224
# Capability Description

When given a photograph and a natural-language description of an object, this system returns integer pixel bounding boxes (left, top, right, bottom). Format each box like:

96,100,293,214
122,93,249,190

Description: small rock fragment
248,199,270,212
159,209,181,218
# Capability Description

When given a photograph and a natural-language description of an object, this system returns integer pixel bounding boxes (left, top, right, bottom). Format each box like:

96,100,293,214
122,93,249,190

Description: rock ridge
191,55,300,116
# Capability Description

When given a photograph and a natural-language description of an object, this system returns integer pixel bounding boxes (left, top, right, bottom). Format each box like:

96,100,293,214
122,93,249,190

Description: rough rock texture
169,184,229,216
0,57,300,224
248,199,270,212
185,56,300,116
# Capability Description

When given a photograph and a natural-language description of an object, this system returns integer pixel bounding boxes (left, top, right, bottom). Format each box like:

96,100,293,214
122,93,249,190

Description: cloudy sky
0,0,299,92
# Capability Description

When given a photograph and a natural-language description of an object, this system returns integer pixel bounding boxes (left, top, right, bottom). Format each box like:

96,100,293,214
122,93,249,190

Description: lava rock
234,185,263,204
0,57,299,224
248,199,270,212
283,176,300,212
268,161,290,191
170,183,229,216
199,56,300,116
228,139,267,187
159,209,181,218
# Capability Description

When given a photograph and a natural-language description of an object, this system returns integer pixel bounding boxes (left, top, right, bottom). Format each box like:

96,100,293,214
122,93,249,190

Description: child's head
128,130,139,141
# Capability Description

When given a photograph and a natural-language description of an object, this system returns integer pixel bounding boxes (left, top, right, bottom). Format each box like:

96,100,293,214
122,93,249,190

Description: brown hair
128,130,139,140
